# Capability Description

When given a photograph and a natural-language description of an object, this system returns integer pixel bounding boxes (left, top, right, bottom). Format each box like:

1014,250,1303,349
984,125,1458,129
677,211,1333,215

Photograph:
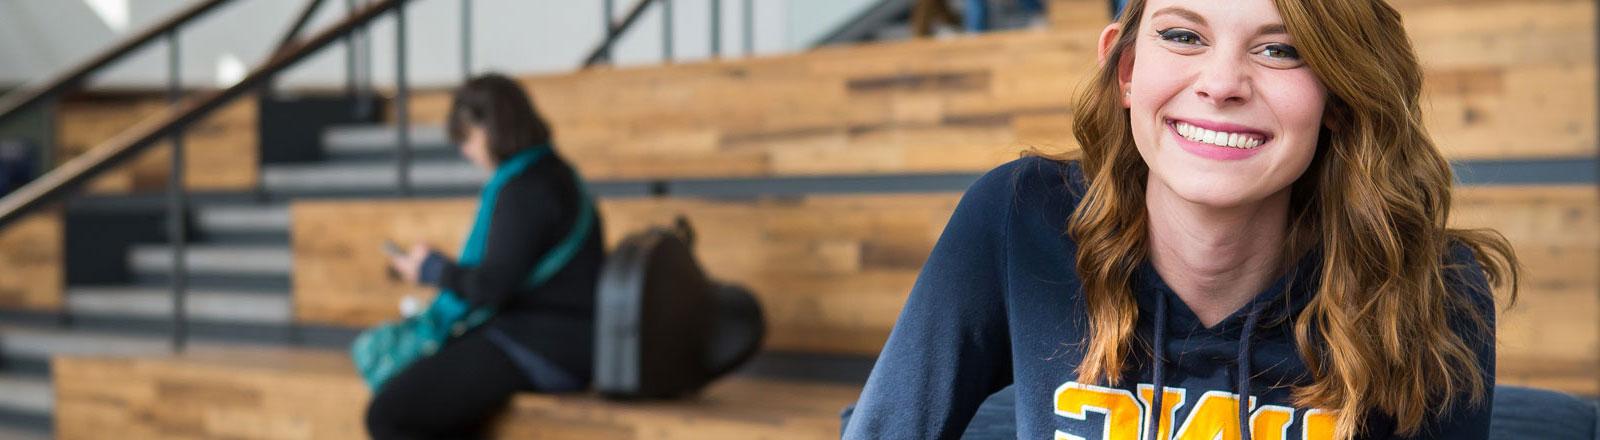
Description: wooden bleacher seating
52,348,858,440
293,194,960,356
0,210,61,312
290,185,1600,395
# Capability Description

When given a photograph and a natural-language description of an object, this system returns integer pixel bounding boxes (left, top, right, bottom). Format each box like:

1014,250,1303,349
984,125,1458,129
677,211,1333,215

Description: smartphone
382,240,405,258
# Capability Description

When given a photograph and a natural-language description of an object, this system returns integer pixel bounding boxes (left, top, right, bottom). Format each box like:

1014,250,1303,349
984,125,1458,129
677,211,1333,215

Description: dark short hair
447,73,553,163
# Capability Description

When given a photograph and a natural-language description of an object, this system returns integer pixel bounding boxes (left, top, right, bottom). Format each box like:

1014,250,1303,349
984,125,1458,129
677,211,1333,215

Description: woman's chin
1157,178,1278,211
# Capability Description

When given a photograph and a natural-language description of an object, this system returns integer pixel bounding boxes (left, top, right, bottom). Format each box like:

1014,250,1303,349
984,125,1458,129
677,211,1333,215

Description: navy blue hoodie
844,157,1496,439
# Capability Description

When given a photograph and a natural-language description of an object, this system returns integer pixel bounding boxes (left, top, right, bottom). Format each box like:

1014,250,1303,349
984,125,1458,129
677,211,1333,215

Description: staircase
0,122,553,439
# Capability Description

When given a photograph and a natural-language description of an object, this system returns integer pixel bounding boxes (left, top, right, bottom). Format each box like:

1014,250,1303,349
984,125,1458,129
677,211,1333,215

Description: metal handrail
274,0,331,57
0,0,415,230
0,0,236,128
584,0,661,66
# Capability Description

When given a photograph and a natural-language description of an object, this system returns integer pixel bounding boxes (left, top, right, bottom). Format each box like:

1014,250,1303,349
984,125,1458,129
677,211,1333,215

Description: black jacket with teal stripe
419,151,605,387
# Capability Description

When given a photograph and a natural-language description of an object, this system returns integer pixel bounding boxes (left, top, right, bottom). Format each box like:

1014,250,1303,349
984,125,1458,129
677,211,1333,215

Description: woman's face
1108,0,1328,208
459,123,494,171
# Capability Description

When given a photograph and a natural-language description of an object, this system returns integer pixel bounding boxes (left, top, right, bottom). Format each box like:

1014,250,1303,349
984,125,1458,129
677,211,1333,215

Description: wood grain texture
394,30,1096,180
291,194,959,355
0,209,62,311
54,93,258,194
1452,186,1600,395
53,349,859,440
290,198,476,326
290,185,1597,392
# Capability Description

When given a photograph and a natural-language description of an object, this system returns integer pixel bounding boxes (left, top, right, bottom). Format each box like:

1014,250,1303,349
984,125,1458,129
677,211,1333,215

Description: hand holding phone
383,241,404,279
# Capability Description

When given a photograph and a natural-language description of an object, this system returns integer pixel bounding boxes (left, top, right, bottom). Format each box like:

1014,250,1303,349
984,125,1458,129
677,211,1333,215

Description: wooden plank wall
54,93,259,193
53,349,859,440
1454,186,1600,395
0,209,62,311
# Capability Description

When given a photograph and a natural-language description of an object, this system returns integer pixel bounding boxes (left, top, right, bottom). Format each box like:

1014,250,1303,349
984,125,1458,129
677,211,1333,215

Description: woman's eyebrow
1258,23,1288,36
1149,6,1207,26
1149,6,1290,37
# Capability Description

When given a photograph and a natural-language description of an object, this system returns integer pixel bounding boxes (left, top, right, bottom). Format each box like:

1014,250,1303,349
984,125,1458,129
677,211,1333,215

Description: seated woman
367,73,605,439
845,0,1518,439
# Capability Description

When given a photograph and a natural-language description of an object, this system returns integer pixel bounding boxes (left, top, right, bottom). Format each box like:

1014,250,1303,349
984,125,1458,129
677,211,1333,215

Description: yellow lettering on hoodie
1054,382,1143,440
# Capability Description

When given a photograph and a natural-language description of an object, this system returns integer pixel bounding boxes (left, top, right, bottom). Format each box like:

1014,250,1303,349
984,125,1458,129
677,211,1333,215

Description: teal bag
351,146,595,390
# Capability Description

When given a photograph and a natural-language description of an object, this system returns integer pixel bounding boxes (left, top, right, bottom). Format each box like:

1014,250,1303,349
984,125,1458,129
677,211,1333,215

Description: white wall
0,0,879,91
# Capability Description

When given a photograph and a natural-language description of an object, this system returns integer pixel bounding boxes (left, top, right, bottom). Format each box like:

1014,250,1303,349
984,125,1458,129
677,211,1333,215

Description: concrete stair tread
0,424,50,440
67,287,290,324
128,244,292,276
0,374,51,417
261,160,484,193
0,324,179,361
322,124,451,155
195,203,291,235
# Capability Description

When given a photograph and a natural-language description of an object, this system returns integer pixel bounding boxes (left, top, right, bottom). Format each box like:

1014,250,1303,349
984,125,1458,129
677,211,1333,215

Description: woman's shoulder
963,155,1088,220
1442,239,1498,314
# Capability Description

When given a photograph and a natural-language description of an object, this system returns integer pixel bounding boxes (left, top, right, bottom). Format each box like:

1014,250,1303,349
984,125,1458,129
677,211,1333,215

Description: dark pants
363,329,532,439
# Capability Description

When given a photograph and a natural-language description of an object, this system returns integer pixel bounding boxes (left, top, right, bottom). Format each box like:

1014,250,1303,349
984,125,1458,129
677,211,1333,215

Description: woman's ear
1098,22,1136,107
1096,23,1121,66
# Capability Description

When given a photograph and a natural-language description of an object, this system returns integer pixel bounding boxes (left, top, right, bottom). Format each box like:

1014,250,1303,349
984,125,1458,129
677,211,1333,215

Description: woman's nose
1193,54,1253,107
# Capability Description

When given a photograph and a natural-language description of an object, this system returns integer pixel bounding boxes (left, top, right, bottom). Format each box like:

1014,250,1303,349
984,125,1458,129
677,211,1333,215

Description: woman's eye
1157,28,1203,46
1262,44,1300,60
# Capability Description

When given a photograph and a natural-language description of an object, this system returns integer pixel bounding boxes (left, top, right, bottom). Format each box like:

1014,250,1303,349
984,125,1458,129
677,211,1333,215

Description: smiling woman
844,0,1519,439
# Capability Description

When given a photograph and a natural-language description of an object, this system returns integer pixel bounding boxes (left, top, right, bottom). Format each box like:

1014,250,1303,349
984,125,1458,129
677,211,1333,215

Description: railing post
710,0,720,58
600,0,613,64
661,0,673,63
395,0,411,196
165,28,189,353
345,0,358,96
461,0,472,81
356,0,375,119
742,0,753,56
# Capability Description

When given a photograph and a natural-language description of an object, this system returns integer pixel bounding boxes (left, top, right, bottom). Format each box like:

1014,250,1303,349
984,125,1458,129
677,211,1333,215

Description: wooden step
291,193,960,356
52,348,859,440
0,209,61,312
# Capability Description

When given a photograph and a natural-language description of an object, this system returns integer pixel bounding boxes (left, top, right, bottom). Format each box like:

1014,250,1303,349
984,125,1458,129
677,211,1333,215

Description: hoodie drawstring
1147,292,1168,440
1145,292,1266,440
1237,301,1263,440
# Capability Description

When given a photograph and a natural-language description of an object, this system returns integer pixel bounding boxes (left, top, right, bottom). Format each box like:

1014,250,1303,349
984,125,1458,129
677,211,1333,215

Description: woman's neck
1145,177,1290,328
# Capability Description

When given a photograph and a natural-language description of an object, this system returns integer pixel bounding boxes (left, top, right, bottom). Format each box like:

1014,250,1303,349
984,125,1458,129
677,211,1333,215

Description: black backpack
593,217,765,399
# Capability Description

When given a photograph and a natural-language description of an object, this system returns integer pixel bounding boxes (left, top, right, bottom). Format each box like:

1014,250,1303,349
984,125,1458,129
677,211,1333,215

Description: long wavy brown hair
1060,0,1520,438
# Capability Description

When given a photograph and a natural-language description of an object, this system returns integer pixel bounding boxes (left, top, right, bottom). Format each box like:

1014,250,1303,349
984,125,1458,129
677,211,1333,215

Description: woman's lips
1165,118,1271,161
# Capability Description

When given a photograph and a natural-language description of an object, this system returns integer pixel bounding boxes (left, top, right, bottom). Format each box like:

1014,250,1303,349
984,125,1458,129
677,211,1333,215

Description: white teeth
1172,121,1265,149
